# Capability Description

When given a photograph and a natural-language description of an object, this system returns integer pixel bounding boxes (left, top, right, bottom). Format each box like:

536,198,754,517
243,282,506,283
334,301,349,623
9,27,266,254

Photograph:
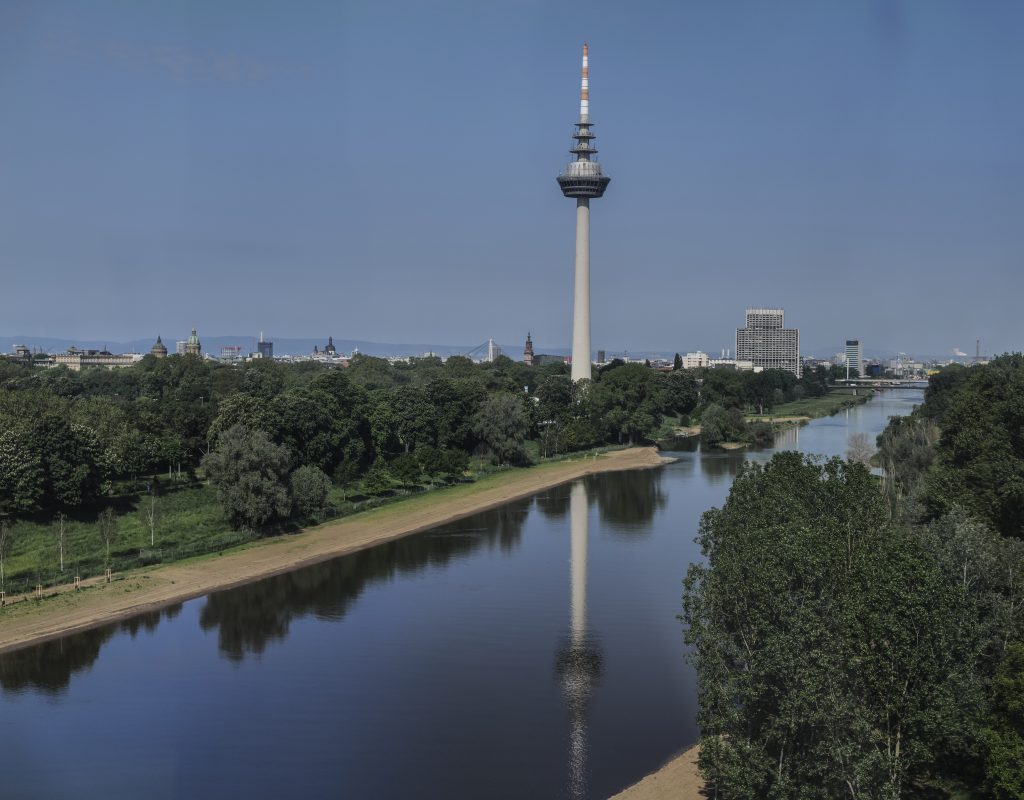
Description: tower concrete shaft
571,199,591,382
558,43,610,383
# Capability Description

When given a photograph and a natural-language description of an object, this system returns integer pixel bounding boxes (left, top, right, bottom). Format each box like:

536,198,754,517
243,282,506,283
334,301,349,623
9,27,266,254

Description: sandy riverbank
0,447,673,655
609,744,705,799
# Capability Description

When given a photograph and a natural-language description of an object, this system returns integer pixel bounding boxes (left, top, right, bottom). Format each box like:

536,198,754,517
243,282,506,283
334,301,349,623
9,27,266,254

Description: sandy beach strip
0,447,674,655
608,744,704,800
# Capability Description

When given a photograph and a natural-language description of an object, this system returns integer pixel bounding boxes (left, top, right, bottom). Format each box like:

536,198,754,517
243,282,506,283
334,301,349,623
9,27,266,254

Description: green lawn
1,484,253,594
0,446,628,596
748,388,873,421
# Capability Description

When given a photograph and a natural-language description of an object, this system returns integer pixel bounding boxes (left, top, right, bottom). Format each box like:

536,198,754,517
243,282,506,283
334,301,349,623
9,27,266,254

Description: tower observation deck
557,44,611,200
558,44,610,382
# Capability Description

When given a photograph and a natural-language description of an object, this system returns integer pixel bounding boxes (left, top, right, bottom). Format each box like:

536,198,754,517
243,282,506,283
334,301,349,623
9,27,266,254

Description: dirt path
609,745,705,799
0,447,674,655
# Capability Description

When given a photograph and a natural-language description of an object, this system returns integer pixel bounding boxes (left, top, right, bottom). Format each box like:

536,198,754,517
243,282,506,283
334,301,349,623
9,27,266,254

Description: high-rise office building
845,339,863,379
257,331,273,359
735,308,801,377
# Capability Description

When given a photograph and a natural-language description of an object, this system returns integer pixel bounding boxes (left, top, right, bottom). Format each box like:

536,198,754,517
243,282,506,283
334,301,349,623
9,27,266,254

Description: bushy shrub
389,453,422,486
290,465,332,520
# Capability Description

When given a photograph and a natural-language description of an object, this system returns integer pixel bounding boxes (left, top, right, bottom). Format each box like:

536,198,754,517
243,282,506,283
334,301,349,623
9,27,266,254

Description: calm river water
0,389,922,799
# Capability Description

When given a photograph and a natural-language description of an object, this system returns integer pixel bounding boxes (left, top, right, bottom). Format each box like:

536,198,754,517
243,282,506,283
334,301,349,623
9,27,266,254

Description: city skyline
2,2,1022,354
0,328,973,364
0,309,998,362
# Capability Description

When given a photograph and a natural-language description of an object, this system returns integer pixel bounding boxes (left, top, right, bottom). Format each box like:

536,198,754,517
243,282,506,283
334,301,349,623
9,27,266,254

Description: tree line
0,353,701,529
684,354,1024,799
0,349,858,593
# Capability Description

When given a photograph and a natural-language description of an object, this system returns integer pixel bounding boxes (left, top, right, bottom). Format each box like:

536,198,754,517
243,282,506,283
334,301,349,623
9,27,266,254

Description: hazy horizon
0,330,975,362
2,1,1021,355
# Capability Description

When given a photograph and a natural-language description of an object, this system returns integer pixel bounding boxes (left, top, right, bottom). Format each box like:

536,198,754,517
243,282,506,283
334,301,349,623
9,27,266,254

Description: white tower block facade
557,44,610,383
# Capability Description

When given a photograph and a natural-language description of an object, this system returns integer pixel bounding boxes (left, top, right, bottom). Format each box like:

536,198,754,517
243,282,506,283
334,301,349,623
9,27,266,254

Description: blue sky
1,0,1021,356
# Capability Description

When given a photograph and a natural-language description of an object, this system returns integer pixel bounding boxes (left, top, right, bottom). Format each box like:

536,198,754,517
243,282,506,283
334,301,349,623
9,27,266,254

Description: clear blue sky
1,0,1021,356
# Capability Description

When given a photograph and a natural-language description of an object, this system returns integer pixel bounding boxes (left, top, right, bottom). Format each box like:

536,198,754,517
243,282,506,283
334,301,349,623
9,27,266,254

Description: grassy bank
0,449,625,596
0,447,670,653
747,388,873,421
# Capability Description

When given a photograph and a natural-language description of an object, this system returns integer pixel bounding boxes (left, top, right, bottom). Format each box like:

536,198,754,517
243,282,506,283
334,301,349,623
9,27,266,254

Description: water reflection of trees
772,424,801,450
535,483,573,520
698,450,748,483
0,603,182,695
585,469,667,529
660,435,699,453
200,499,531,661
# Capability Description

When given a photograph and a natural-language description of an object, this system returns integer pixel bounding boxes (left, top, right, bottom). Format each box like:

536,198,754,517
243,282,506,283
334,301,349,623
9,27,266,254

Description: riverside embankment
0,391,922,799
0,447,672,655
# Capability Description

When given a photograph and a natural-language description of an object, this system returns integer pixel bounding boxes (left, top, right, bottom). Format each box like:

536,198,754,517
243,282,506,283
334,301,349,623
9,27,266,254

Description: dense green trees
684,454,983,798
0,351,846,537
698,403,747,446
686,355,1024,798
920,355,1024,539
880,355,1024,539
0,399,104,512
982,645,1024,799
202,425,292,530
876,414,939,506
697,366,823,418
0,519,11,594
472,392,531,465
593,364,662,445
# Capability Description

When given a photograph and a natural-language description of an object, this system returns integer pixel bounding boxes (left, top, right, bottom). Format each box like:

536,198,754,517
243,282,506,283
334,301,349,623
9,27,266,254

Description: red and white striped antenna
579,43,589,120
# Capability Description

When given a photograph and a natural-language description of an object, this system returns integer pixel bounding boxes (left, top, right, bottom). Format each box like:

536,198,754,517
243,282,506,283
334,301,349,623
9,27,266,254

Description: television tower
558,44,611,383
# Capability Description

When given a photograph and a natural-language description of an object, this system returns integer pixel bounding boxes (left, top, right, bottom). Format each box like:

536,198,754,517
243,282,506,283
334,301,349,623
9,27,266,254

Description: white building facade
735,308,801,377
845,339,864,378
681,351,710,369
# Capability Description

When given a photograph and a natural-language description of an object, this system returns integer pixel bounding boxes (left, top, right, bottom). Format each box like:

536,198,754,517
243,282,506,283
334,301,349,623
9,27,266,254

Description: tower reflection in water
772,423,800,450
555,481,601,799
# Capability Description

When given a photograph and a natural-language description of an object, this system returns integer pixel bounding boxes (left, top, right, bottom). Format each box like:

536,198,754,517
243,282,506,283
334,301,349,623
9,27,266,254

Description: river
0,389,922,800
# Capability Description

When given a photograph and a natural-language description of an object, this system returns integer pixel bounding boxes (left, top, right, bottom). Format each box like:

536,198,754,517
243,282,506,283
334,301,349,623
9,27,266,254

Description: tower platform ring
557,175,611,198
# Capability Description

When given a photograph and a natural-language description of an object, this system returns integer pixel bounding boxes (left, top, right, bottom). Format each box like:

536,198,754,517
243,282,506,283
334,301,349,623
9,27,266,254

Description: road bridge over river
840,378,929,389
